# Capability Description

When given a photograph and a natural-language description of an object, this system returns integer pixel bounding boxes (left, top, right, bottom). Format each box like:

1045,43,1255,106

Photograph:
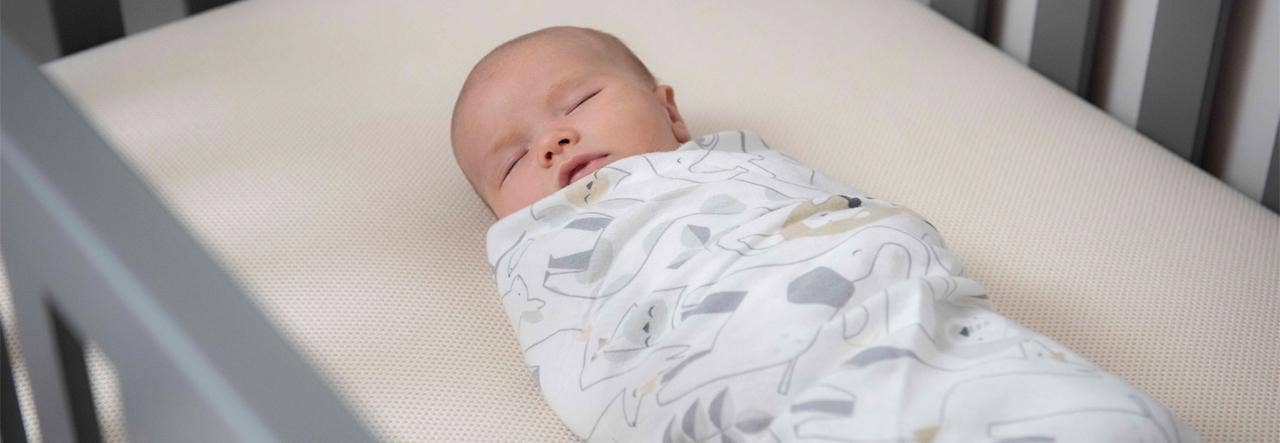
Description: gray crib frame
1,35,375,443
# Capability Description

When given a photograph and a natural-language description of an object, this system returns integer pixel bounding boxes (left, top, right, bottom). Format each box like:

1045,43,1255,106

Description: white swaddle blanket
485,130,1199,442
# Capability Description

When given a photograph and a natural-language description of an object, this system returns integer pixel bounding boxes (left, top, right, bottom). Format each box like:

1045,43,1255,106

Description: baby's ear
655,85,691,143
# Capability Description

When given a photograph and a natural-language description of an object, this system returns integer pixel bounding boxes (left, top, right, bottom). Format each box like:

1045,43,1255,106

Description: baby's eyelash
503,150,525,179
570,90,601,113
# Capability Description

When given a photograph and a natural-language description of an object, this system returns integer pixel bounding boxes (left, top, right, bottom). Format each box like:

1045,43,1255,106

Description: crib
2,1,1277,441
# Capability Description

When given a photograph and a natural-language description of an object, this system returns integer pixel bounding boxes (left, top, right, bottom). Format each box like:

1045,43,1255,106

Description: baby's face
452,36,690,219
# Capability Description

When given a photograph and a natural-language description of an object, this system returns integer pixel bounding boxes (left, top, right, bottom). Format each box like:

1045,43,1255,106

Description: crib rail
927,0,1277,212
1,35,375,443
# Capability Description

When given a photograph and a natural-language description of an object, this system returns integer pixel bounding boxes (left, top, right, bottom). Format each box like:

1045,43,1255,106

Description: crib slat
48,0,125,56
928,0,990,36
185,0,239,14
119,0,186,35
48,307,104,443
1,323,30,443
1137,0,1234,164
1264,126,1279,212
1028,0,1100,97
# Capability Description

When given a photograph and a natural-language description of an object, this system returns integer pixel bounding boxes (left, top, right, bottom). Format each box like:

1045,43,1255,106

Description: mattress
4,0,1276,441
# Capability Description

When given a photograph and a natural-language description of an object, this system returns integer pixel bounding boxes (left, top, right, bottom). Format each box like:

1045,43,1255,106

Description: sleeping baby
451,26,1200,442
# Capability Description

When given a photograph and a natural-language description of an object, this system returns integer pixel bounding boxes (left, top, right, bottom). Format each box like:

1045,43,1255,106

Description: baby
452,26,689,219
453,26,1199,442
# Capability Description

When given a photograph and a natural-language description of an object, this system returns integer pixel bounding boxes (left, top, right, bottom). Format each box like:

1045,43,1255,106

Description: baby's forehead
457,47,591,125
463,37,598,101
485,35,611,78
456,38,614,127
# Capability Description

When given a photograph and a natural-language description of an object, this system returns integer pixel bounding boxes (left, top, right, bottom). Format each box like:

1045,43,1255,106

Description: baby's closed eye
503,149,526,180
569,89,601,114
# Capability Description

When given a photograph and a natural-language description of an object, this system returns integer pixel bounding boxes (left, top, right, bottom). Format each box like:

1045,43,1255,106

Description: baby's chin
490,192,550,220
491,200,525,220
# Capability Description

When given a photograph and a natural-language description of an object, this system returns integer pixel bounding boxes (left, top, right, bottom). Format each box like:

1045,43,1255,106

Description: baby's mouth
562,154,609,188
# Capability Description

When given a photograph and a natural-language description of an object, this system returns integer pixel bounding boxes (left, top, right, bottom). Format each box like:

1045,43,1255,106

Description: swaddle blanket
486,130,1199,442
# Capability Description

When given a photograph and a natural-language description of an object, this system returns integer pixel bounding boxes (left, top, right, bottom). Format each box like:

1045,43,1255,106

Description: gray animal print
485,130,1200,442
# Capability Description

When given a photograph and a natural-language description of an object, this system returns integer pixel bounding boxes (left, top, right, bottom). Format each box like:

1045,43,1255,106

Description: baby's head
451,26,691,219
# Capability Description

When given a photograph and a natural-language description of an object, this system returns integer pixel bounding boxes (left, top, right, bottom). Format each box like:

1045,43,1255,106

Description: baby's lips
560,153,609,187
571,155,610,184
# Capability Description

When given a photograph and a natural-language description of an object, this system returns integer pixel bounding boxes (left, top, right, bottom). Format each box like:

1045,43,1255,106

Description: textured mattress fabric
1,0,1275,441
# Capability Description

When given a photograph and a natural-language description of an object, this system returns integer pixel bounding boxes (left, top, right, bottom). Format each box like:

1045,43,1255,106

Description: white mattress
3,0,1276,441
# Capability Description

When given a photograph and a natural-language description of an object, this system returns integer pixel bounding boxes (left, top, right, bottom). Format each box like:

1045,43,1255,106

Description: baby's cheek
497,181,550,215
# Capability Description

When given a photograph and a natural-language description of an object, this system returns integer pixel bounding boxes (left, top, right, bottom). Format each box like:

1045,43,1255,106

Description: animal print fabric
485,130,1200,442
